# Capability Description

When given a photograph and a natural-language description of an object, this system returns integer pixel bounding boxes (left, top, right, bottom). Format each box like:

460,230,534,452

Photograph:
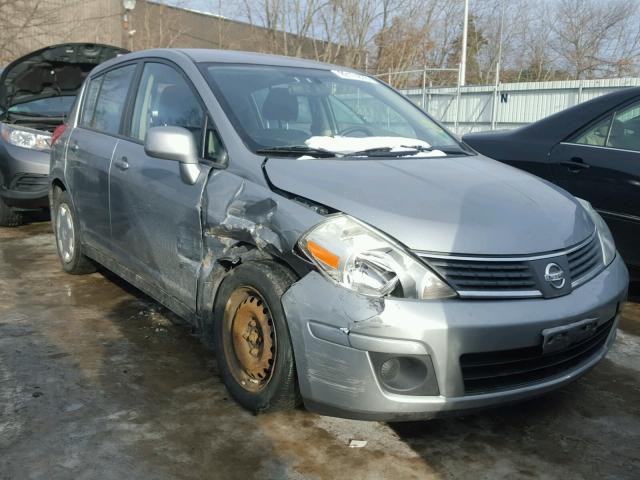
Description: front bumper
282,255,628,421
0,182,49,208
0,141,50,209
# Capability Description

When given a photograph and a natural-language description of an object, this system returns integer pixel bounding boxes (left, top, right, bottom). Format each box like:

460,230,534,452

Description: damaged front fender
195,169,324,344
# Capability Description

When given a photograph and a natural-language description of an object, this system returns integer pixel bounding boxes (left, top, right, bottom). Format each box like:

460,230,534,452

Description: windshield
200,63,461,157
8,96,75,117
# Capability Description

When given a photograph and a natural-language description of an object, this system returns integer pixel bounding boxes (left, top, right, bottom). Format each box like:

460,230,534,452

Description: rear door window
571,100,640,152
572,115,614,147
81,64,136,135
129,62,204,149
79,76,102,128
607,101,640,151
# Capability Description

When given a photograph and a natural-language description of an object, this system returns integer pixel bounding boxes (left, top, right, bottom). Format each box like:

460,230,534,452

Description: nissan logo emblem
544,263,566,289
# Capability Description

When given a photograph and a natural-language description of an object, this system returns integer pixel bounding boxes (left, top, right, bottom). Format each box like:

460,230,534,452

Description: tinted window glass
328,96,365,126
607,101,640,151
332,84,417,138
573,115,613,147
251,85,316,137
88,65,136,135
130,63,204,149
201,64,459,154
205,127,224,160
80,77,102,128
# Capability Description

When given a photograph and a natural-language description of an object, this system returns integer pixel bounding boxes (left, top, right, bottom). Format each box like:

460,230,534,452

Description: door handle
70,142,79,152
560,157,590,172
114,157,129,171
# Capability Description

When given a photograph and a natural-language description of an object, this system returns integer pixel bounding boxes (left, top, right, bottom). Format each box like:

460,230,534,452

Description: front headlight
577,198,616,266
298,214,456,299
0,123,51,151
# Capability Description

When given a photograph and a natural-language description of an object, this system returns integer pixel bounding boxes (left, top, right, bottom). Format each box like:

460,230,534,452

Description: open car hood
0,43,129,111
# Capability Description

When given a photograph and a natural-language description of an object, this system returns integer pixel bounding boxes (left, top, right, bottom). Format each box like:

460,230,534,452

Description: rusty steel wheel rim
222,287,276,392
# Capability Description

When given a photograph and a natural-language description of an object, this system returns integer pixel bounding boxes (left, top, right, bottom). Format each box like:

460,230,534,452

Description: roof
179,48,350,71
93,47,358,76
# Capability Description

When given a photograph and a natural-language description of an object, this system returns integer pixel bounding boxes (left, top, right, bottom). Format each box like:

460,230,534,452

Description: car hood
0,43,128,111
265,155,594,255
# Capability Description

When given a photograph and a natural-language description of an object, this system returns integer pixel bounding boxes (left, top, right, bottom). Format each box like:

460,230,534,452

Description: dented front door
109,139,210,310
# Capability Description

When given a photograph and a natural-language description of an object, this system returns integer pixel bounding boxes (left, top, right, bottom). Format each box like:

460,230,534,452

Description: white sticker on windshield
331,70,376,83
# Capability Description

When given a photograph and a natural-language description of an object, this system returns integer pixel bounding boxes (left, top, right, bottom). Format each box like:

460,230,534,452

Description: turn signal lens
306,240,340,269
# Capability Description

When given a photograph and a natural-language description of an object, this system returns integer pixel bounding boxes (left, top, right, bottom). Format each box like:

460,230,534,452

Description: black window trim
564,95,640,152
78,74,104,130
121,57,227,166
76,57,227,167
77,60,141,140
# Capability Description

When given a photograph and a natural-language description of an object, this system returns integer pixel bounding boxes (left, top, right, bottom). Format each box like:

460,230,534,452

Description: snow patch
304,135,445,157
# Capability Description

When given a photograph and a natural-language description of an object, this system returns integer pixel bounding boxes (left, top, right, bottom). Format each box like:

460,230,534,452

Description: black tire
52,189,96,275
0,195,22,227
213,260,300,413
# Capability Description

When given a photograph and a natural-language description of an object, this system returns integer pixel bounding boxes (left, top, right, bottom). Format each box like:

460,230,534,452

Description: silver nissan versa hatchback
50,49,629,420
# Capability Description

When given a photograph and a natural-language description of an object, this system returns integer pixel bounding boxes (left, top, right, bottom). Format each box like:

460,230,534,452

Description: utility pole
491,0,505,130
459,0,469,86
495,0,504,87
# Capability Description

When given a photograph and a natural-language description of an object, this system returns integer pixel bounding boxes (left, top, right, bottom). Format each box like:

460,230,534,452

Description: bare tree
129,1,190,51
549,0,640,79
0,1,60,64
200,0,640,83
0,0,124,65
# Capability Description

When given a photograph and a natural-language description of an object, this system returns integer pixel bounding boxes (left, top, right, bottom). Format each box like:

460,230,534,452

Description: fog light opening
378,356,428,392
380,358,401,382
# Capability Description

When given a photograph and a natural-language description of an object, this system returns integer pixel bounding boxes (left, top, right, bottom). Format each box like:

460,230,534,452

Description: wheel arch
196,242,305,348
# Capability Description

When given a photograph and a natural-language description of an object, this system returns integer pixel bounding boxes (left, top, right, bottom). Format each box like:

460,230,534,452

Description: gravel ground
1,221,639,480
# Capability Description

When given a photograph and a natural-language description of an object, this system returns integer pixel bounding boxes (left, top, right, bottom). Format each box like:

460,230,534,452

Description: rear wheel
52,190,95,274
213,261,300,413
0,196,22,227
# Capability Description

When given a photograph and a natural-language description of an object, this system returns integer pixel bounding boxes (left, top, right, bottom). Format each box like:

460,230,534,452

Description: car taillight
51,124,67,146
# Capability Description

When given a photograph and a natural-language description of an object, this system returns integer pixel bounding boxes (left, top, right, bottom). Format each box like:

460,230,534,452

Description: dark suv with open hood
0,43,127,226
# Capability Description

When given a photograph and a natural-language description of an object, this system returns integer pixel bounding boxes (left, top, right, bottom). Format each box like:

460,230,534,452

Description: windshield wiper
346,147,408,157
346,144,471,158
256,145,337,158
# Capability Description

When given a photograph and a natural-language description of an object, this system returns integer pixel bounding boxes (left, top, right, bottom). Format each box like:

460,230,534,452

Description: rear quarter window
79,77,102,128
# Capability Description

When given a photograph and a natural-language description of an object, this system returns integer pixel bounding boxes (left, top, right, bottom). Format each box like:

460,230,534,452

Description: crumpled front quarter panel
202,169,324,256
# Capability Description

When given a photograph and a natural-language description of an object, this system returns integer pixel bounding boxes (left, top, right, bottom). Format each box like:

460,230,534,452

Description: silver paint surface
265,155,595,255
49,48,629,420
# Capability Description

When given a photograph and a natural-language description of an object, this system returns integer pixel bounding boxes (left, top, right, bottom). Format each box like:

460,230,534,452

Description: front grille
427,258,538,295
568,237,602,285
420,232,603,299
10,173,48,192
460,318,614,395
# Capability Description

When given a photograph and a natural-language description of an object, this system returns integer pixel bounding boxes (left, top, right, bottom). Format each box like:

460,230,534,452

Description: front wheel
52,190,95,274
213,261,300,413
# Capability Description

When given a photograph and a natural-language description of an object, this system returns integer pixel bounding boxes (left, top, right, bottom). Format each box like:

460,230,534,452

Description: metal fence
400,78,640,135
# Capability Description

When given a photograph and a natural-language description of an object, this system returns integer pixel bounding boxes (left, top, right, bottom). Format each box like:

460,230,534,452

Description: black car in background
0,43,127,226
464,87,640,276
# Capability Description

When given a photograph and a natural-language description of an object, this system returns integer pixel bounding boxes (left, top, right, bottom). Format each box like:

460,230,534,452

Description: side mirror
144,126,201,185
